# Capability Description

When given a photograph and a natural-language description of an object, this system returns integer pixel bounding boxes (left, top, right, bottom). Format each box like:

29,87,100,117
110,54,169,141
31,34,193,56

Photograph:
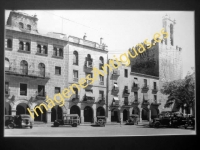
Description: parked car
170,112,187,128
184,114,195,129
125,114,139,125
149,111,188,128
149,112,172,128
5,114,33,129
92,116,106,127
54,114,80,127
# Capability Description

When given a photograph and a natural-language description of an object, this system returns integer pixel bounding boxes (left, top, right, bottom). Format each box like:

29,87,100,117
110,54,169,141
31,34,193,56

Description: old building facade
5,11,184,125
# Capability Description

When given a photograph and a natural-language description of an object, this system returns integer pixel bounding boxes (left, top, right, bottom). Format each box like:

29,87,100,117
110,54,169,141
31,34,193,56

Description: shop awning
134,79,138,84
113,97,119,101
114,84,118,88
86,91,94,97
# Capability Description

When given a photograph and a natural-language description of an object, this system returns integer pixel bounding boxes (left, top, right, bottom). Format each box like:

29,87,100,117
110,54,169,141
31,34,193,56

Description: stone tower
162,14,176,47
6,10,39,34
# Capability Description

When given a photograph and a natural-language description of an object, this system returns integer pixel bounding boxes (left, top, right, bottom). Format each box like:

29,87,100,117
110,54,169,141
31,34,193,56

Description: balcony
5,68,50,79
132,99,140,105
151,100,161,106
71,94,80,103
31,92,46,102
82,92,95,104
123,89,130,97
142,100,150,105
132,84,140,92
84,80,93,87
141,85,149,93
112,86,119,94
99,81,104,85
98,97,105,105
85,61,93,69
122,99,132,108
112,69,120,76
152,86,159,94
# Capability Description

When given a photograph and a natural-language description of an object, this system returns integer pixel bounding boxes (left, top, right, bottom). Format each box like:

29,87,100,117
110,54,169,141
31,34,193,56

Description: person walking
18,115,22,128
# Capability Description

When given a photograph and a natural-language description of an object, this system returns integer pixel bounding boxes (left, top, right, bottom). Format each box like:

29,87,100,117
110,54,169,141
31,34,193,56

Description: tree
161,71,195,113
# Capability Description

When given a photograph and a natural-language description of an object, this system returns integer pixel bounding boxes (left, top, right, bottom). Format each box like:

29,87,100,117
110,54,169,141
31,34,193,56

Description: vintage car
149,111,187,128
5,114,33,129
54,114,80,127
149,112,172,128
170,112,187,128
125,114,139,125
184,115,195,129
92,116,106,127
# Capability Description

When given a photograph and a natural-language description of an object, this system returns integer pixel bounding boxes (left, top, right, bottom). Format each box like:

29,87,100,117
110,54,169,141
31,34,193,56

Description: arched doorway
57,106,63,119
111,108,119,122
97,107,105,116
142,108,149,120
34,105,47,122
16,103,29,115
70,105,80,117
51,106,63,122
123,109,128,121
51,107,56,122
5,102,11,115
84,106,93,122
151,107,159,119
132,107,139,115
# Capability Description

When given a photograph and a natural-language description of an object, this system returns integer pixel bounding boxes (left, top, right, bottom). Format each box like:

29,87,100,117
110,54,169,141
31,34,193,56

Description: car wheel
72,123,77,127
30,126,33,129
184,124,188,129
8,123,14,129
154,122,160,128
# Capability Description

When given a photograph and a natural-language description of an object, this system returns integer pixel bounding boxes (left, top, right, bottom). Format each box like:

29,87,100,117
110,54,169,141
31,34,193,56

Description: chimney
83,33,87,40
100,38,103,45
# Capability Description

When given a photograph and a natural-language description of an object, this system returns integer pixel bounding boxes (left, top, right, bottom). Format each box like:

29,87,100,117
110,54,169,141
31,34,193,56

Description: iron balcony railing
132,84,140,91
71,94,80,102
5,68,50,79
123,89,130,96
112,69,120,76
141,84,149,91
98,97,105,104
152,86,159,93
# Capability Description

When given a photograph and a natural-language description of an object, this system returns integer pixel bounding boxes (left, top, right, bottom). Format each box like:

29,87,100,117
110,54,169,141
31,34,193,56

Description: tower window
19,22,24,29
27,24,31,30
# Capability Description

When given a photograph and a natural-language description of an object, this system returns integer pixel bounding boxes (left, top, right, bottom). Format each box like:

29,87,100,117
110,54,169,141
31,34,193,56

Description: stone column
5,38,7,48
57,48,59,57
149,109,151,122
190,107,193,115
107,110,111,123
120,110,123,123
93,107,96,123
23,42,26,51
81,109,84,124
41,45,44,54
139,109,142,123
11,109,16,116
29,110,35,123
129,108,132,116
46,110,51,124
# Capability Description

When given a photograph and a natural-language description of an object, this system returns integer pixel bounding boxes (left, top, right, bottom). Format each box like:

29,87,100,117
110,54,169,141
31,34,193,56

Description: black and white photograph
4,10,195,137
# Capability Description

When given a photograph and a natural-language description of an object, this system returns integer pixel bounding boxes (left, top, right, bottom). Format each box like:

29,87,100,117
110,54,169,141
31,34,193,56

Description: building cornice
130,71,159,80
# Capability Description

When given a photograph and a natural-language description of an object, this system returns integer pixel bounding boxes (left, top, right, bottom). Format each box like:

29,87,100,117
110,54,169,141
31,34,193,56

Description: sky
5,10,195,78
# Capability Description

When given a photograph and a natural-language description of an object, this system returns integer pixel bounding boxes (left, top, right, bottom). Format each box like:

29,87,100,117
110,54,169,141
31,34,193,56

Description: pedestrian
18,115,22,128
